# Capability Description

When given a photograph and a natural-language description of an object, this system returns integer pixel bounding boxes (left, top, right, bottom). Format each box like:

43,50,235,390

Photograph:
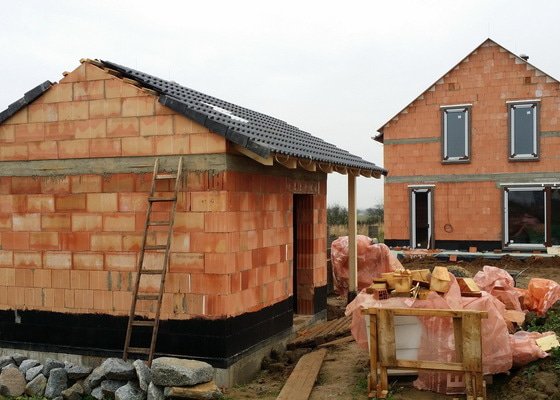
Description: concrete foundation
0,310,327,389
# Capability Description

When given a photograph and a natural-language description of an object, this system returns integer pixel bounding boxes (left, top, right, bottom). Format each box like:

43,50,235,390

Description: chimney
520,54,529,61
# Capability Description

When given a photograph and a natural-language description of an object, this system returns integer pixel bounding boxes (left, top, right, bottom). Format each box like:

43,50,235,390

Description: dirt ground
224,255,560,400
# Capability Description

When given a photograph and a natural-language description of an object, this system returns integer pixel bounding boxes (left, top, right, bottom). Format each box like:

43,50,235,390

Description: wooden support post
347,174,357,303
368,314,378,397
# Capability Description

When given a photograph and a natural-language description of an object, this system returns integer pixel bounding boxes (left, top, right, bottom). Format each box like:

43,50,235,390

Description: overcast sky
2,0,560,208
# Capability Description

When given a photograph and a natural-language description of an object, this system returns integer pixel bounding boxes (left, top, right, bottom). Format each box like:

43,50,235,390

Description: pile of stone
0,354,222,400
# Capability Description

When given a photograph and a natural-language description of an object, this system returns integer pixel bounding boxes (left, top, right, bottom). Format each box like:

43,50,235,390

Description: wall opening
410,187,434,249
293,194,315,314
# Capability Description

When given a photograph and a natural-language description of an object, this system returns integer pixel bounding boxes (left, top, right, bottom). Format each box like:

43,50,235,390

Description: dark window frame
507,100,540,161
503,185,551,250
441,105,471,164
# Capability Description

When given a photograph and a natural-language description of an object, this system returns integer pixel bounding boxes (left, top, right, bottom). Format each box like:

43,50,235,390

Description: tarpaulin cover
347,275,517,395
509,330,551,367
473,265,524,312
524,278,560,315
331,236,402,297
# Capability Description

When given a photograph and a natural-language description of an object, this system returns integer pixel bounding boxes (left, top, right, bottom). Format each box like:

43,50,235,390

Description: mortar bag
509,330,551,367
473,265,523,311
524,278,560,315
331,236,398,297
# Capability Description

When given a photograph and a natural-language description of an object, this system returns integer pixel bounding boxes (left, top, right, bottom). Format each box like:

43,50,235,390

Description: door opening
410,188,433,249
292,194,314,314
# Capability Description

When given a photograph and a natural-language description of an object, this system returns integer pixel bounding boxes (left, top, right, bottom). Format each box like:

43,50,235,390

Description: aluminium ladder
123,157,183,365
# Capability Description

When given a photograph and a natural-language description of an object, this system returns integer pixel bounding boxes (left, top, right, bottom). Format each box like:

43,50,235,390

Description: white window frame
442,105,470,162
503,186,546,249
508,101,539,160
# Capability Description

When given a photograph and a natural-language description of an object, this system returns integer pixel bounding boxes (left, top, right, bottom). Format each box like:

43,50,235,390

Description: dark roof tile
101,60,387,175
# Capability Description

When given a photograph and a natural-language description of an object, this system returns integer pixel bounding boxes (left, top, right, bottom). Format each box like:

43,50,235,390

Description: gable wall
382,41,560,245
0,62,226,160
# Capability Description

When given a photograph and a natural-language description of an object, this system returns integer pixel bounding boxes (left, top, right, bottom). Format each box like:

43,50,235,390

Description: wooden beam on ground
235,145,274,166
276,348,327,400
317,335,354,349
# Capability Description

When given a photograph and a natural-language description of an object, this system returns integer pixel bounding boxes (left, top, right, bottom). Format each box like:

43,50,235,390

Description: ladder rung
131,320,156,327
137,294,159,301
155,174,177,180
144,245,167,250
148,220,171,226
140,269,164,275
148,196,176,202
126,347,151,354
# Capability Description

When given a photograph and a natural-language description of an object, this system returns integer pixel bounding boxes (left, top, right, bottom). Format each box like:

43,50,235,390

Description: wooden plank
362,307,488,319
390,360,466,372
462,313,482,372
289,316,352,348
368,314,378,397
276,349,327,400
453,317,463,363
317,335,354,349
234,144,274,166
377,309,397,365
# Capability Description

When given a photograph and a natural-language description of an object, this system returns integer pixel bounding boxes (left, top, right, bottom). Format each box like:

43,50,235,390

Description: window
508,101,539,160
503,185,560,248
441,105,470,162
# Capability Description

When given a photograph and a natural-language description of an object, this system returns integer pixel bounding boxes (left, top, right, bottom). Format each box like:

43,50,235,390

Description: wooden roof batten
239,148,378,177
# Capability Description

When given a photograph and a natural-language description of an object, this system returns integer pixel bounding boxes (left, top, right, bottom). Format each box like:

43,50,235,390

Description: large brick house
377,39,560,251
0,59,386,384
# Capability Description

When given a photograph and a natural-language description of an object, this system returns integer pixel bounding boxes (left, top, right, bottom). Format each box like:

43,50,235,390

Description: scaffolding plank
276,348,327,400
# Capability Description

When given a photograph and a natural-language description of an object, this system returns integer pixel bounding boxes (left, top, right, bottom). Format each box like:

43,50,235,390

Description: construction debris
288,315,352,349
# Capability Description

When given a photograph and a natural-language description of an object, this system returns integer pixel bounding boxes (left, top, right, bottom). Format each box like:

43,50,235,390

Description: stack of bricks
0,61,328,320
382,40,560,244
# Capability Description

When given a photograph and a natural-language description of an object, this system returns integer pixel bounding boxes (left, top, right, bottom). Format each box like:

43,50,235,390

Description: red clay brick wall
0,61,328,319
383,41,560,243
0,171,327,319
385,182,501,241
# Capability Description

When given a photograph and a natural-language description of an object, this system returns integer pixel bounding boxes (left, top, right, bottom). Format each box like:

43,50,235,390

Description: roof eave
0,81,53,124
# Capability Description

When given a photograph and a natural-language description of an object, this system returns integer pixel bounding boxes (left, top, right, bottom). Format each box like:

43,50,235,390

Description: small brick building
377,39,560,251
0,59,385,384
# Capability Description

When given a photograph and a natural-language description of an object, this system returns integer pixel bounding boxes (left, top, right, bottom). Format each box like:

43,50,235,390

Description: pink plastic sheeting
473,265,524,312
509,331,551,367
524,278,560,316
347,275,513,395
331,236,402,297
413,277,512,393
